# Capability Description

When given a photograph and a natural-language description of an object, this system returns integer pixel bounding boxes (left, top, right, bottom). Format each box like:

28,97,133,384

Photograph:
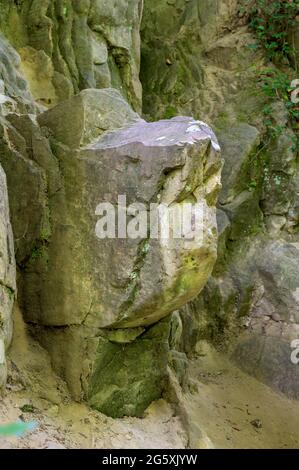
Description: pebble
250,419,262,429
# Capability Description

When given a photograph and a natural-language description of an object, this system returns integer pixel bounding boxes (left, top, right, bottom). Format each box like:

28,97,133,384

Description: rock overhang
31,89,223,330
8,87,222,415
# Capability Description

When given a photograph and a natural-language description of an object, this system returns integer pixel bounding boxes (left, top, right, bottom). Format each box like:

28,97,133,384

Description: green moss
40,226,51,243
88,320,170,417
163,105,177,119
30,246,43,261
28,244,49,266
4,285,14,301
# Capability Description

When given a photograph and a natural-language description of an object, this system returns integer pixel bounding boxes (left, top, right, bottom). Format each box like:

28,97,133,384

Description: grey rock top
89,116,220,151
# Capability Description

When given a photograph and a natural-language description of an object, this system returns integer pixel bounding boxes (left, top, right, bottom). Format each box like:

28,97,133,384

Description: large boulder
13,88,222,416
0,164,16,390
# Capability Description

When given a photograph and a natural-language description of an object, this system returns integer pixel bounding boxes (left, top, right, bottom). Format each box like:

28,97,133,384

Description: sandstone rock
141,0,299,408
251,241,299,324
141,0,265,122
0,0,143,111
179,232,299,401
221,190,263,241
0,34,52,266
217,123,260,204
216,209,231,260
19,89,222,416
265,215,287,236
0,116,50,264
0,34,37,114
233,333,299,400
261,128,297,218
37,88,139,149
89,319,171,418
168,350,189,388
25,98,221,329
0,164,16,389
1,0,297,424
229,240,299,398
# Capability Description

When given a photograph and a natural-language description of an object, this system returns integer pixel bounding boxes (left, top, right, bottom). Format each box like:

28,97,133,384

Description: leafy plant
4,285,14,301
246,0,299,64
20,404,36,413
30,246,43,261
244,1,299,149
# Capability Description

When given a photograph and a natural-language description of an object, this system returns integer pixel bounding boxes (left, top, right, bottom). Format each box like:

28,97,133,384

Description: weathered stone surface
0,34,37,115
221,190,263,240
0,115,50,264
194,237,299,399
233,333,299,400
0,0,143,111
0,163,16,389
0,34,52,267
141,0,265,123
218,123,260,205
89,319,171,417
140,0,299,406
251,241,299,324
25,96,221,330
0,0,297,423
37,88,140,149
17,89,222,415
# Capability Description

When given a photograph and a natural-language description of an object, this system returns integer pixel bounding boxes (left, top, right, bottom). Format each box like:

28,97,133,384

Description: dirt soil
182,343,299,449
1,310,299,449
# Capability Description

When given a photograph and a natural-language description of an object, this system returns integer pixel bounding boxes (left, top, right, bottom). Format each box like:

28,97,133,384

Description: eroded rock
17,88,222,416
232,240,299,398
0,0,143,111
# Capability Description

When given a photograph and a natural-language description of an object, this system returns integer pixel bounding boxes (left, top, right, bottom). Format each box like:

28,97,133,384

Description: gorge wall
0,0,298,419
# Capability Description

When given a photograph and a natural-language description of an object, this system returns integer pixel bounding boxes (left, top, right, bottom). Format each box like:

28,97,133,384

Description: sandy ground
181,344,299,449
0,308,187,449
1,309,299,449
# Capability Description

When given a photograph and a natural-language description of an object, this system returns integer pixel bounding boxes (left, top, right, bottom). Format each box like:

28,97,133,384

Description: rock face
232,240,299,398
0,164,16,389
15,89,220,416
141,0,257,123
141,0,299,400
0,0,298,422
0,0,143,111
0,20,223,416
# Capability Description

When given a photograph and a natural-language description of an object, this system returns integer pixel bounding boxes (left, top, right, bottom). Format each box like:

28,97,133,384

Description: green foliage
19,404,36,413
141,241,150,254
246,0,299,63
129,271,138,281
40,226,51,243
245,2,299,149
164,106,177,119
259,68,299,149
30,246,43,261
4,285,14,301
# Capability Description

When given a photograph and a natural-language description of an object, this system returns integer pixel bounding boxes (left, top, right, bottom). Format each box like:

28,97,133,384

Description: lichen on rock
14,88,221,416
0,0,298,434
